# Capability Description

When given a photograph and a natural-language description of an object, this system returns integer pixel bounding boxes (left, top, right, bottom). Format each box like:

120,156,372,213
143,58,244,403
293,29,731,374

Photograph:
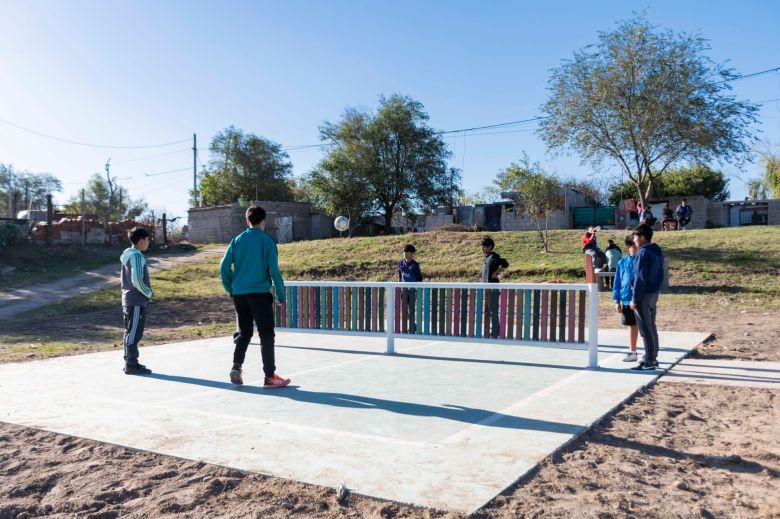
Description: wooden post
46,194,53,247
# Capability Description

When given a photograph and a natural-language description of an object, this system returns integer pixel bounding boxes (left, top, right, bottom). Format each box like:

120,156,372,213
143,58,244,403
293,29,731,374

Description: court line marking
440,353,623,445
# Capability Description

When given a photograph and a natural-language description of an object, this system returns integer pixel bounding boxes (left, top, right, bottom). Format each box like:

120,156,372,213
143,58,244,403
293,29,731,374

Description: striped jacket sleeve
131,253,153,299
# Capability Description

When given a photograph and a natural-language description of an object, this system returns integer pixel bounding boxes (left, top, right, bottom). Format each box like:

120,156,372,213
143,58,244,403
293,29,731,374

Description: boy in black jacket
480,236,509,338
629,224,665,371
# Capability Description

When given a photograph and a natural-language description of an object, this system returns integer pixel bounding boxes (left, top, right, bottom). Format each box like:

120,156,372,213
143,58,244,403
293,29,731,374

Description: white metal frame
280,281,600,368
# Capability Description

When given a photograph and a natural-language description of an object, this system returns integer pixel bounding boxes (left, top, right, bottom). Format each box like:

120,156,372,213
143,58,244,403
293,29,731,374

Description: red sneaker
263,373,291,389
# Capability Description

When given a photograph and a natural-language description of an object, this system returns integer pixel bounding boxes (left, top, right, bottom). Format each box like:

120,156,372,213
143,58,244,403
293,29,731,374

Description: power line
113,148,191,164
718,66,780,84
0,117,190,149
143,167,191,178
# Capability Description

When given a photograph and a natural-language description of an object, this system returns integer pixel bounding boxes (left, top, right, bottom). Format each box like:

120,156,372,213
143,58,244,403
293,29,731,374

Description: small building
187,201,334,243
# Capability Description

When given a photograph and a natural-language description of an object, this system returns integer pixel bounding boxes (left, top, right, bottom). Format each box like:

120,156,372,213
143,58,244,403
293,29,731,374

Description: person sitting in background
639,204,657,227
661,203,677,231
604,239,622,289
583,242,607,272
675,198,693,229
581,226,599,250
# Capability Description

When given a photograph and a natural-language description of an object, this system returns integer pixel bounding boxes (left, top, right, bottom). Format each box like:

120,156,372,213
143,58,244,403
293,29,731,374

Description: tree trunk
534,217,546,251
383,208,393,234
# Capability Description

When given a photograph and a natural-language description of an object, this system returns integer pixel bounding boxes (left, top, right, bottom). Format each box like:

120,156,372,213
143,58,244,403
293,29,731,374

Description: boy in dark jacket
220,206,290,388
398,244,423,333
629,223,665,371
480,236,509,338
120,227,153,375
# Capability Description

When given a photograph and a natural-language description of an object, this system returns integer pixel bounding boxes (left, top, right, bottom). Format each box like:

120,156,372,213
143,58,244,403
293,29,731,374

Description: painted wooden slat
415,288,422,334
423,288,430,335
321,287,327,329
506,289,515,339
540,290,548,341
475,289,483,338
445,289,452,336
532,289,540,341
401,288,409,334
453,289,460,336
578,290,586,343
460,289,468,337
549,290,558,341
482,289,490,338
378,287,385,332
558,289,566,341
373,288,379,332
439,288,447,335
357,286,364,331
366,288,373,331
431,288,438,335
325,287,332,329
394,287,402,334
567,289,575,343
523,289,532,340
467,289,476,337
515,289,523,339
499,289,507,339
344,287,351,330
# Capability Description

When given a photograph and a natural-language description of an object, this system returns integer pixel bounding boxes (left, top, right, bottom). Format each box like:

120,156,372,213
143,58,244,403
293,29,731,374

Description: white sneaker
623,351,638,362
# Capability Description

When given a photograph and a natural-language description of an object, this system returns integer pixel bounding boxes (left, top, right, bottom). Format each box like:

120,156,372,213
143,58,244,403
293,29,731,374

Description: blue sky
1,0,779,222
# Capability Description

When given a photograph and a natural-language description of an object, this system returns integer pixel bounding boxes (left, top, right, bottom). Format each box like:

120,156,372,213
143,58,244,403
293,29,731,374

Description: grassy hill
1,226,777,362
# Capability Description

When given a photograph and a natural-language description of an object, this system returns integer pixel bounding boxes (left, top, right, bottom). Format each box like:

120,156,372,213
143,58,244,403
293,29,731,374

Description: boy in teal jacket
612,235,639,362
220,206,289,388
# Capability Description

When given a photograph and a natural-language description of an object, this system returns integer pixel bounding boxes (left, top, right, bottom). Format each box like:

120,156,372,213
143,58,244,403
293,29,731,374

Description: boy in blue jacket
629,223,665,371
220,206,290,388
612,236,638,362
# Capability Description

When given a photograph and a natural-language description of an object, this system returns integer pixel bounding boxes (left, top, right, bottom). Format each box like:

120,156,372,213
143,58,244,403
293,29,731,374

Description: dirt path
0,248,225,320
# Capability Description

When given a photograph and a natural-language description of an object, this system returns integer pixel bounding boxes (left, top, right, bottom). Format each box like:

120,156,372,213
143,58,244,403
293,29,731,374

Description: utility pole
162,213,168,244
80,189,86,247
6,166,12,217
192,133,199,207
46,194,53,247
105,158,114,244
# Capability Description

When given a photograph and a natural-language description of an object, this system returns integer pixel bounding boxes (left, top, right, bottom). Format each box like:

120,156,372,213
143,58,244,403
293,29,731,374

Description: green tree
0,164,62,216
318,95,459,231
607,164,729,203
763,153,780,198
63,173,148,229
539,16,758,209
198,126,293,205
295,166,373,237
494,155,562,252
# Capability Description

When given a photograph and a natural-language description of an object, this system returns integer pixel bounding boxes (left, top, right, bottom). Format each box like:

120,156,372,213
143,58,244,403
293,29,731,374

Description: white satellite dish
334,216,350,232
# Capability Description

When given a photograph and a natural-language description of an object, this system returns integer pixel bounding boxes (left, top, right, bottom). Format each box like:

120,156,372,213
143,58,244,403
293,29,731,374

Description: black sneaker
124,363,152,375
230,365,243,385
629,362,647,371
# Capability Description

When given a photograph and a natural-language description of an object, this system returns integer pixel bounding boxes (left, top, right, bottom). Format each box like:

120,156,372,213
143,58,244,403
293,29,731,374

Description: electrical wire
113,148,192,164
0,117,190,149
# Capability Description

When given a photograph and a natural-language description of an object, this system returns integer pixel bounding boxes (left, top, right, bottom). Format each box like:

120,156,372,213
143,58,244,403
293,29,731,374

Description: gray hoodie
120,247,153,307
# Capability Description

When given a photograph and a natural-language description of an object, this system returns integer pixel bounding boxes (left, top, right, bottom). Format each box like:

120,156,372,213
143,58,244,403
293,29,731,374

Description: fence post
588,282,599,368
385,286,395,354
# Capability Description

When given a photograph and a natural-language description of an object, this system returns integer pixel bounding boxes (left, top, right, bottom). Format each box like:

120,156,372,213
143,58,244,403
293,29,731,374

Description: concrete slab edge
470,333,713,515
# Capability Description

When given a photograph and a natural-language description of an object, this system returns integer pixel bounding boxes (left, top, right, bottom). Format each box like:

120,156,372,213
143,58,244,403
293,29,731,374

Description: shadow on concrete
273,343,666,374
145,372,584,434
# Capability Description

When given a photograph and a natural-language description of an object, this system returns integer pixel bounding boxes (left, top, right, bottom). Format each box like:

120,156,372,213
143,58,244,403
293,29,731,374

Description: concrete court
0,329,708,513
